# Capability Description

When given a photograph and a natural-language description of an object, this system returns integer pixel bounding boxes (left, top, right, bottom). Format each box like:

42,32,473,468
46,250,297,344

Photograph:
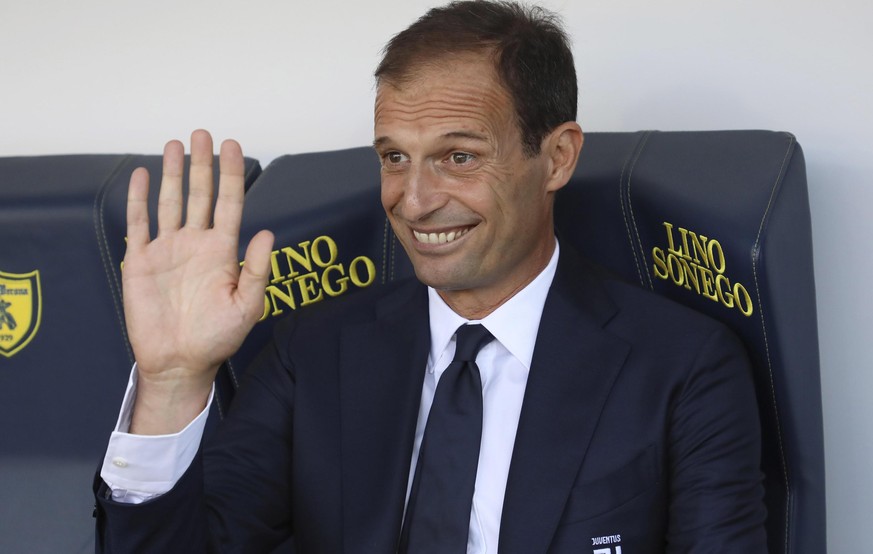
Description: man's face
374,53,563,315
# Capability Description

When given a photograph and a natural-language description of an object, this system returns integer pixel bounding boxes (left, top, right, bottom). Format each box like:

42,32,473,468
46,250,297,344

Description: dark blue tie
399,324,495,553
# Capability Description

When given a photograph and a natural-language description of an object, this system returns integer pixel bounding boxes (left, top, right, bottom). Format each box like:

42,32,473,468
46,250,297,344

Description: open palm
122,130,273,433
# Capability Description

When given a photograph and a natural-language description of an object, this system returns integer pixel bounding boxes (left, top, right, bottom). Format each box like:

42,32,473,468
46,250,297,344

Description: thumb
237,230,274,321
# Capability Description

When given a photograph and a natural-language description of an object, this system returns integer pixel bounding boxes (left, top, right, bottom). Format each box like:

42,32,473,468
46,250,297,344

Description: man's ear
543,122,583,193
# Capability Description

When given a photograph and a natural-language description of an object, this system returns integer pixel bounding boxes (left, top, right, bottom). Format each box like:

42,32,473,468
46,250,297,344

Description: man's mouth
412,227,472,245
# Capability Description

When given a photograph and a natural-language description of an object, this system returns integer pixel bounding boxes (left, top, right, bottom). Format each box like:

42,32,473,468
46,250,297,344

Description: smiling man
374,50,579,318
95,1,767,552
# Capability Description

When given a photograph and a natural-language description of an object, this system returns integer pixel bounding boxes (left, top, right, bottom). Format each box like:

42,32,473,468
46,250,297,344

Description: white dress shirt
101,242,560,552
413,241,559,552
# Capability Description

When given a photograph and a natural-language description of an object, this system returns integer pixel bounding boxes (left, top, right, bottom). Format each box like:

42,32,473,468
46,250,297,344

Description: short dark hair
375,0,577,157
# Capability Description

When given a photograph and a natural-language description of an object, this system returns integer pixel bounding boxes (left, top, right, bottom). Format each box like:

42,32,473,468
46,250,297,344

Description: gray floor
1,457,96,553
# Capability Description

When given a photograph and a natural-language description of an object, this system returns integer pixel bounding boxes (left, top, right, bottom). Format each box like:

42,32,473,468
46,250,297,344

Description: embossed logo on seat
0,270,42,358
651,221,754,316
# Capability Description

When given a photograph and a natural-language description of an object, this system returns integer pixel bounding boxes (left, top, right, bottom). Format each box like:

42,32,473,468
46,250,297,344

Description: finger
127,167,151,251
157,139,184,235
186,129,215,229
237,230,274,322
213,139,246,240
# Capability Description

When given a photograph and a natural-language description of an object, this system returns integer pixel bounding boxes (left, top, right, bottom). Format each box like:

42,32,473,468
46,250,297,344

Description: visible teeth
414,228,468,245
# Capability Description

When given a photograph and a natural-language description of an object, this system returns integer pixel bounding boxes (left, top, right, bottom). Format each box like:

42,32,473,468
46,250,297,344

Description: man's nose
399,163,446,221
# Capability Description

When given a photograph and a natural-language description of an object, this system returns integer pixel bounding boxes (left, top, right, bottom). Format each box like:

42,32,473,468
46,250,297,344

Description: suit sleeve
666,326,768,552
94,323,298,553
94,451,210,553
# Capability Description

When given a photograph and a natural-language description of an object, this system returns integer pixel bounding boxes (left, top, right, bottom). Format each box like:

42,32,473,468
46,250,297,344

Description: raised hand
122,130,274,435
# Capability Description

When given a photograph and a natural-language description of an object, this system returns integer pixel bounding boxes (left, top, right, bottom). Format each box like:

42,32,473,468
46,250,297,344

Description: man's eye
450,152,475,165
385,152,407,165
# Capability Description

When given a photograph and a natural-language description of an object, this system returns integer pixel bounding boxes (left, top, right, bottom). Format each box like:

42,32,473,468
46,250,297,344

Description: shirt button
112,457,128,468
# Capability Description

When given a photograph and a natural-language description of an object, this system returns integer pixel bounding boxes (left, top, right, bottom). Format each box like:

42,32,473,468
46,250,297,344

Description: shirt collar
427,240,560,370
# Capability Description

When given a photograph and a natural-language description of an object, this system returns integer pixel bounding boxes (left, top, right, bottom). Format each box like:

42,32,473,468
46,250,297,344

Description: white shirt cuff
100,365,214,504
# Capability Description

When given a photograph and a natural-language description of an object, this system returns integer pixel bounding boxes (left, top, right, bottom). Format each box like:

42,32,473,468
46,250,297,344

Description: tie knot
452,324,494,363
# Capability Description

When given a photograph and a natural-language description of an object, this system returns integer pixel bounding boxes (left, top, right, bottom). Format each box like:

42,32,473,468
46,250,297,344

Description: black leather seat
0,131,825,553
555,130,825,554
0,155,147,553
228,147,414,379
234,131,826,553
0,154,260,553
93,154,262,420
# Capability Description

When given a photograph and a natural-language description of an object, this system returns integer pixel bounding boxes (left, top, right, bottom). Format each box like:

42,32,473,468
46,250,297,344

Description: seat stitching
93,156,135,365
391,228,397,281
381,217,389,284
751,132,795,554
625,131,654,290
618,131,651,287
225,356,240,389
618,141,641,285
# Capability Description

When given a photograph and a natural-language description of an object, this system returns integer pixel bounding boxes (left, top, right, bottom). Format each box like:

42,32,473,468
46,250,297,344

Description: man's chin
406,248,489,292
412,266,467,292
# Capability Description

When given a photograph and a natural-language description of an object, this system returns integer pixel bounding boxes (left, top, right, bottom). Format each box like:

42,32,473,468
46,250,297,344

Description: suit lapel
499,252,631,554
338,282,430,552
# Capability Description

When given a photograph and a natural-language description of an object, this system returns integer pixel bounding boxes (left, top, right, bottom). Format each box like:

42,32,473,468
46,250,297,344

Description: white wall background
1,0,870,550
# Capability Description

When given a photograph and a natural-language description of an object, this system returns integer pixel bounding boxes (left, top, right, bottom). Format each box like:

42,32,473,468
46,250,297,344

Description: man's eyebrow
373,131,488,150
441,131,489,142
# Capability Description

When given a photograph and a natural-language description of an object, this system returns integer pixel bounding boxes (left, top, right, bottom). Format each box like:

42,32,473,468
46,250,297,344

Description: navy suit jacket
94,249,767,553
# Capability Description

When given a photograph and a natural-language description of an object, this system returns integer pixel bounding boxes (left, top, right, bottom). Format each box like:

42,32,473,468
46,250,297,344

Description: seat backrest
0,155,150,553
228,147,414,376
555,130,825,554
0,154,260,553
94,154,262,418
224,132,826,553
226,132,826,553
0,131,825,553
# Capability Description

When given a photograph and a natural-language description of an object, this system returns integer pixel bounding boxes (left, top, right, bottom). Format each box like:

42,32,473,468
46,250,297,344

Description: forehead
373,54,517,143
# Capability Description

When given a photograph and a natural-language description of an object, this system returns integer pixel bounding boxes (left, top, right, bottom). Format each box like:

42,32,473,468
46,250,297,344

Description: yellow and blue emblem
0,270,42,358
